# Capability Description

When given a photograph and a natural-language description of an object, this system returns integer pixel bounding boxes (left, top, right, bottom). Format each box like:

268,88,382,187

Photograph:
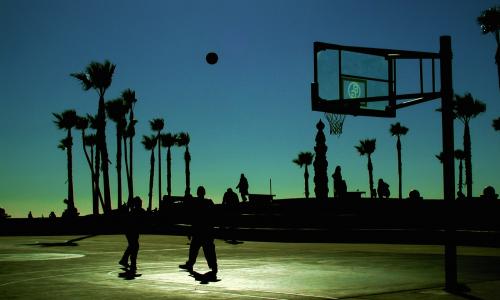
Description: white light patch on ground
0,253,85,261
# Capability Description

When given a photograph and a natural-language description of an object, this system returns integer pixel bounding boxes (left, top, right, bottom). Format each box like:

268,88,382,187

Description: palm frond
160,133,177,148
150,118,165,132
493,117,500,131
390,122,409,136
477,6,500,35
176,132,190,147
70,72,92,91
141,134,157,150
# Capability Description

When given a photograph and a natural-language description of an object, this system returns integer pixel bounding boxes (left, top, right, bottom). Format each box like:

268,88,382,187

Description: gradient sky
1,0,499,218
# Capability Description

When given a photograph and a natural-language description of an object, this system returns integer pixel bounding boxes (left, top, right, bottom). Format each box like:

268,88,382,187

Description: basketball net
324,112,345,136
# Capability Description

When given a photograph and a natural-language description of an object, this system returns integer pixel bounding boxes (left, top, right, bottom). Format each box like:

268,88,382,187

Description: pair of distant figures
119,186,218,281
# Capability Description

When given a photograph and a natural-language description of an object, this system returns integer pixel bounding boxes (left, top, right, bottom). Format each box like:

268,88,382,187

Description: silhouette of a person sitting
119,196,145,272
28,211,33,219
480,186,498,201
408,189,423,201
377,179,390,199
332,166,347,199
236,174,249,202
179,186,218,278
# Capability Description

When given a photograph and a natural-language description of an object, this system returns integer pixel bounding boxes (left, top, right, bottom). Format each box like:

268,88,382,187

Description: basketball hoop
324,112,345,136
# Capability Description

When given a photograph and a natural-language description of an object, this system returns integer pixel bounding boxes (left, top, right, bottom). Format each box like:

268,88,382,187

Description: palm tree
454,149,465,195
106,98,129,209
142,135,157,212
83,133,105,212
389,122,409,200
161,133,177,198
355,139,377,198
53,110,77,212
293,152,314,199
493,117,500,131
71,60,116,214
176,132,191,196
76,115,98,215
477,6,500,90
452,93,486,200
150,118,165,207
122,89,137,202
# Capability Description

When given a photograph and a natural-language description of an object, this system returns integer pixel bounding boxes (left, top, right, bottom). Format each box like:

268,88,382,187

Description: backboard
311,41,441,117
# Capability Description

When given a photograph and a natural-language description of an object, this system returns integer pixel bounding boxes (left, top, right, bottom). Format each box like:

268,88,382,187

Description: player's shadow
188,270,220,284
118,268,142,280
224,239,244,245
24,234,97,247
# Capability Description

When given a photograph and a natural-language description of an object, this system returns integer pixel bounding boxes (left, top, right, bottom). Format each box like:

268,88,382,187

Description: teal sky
1,0,499,218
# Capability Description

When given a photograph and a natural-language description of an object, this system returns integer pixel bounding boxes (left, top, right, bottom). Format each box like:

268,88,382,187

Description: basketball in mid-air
206,52,218,65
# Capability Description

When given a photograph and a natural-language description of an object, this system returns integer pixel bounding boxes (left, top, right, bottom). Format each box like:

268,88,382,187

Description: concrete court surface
1,235,500,299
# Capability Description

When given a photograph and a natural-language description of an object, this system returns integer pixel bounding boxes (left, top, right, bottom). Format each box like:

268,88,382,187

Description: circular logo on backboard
347,82,361,99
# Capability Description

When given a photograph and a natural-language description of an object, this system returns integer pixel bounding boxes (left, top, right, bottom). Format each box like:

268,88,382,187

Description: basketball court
1,235,500,299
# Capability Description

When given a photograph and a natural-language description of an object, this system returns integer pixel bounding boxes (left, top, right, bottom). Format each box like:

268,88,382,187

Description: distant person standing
332,166,347,199
377,179,390,199
222,188,240,242
236,174,249,202
119,196,145,273
179,186,218,278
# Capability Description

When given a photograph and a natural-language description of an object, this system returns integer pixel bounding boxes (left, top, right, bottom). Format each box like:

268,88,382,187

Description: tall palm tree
355,139,377,198
87,114,104,210
493,117,500,131
150,118,165,206
122,89,137,201
176,132,191,196
71,60,116,214
477,6,500,90
292,152,314,199
53,110,77,212
389,122,409,200
453,93,486,199
75,115,98,215
106,98,129,209
454,149,465,195
161,133,177,198
142,135,157,212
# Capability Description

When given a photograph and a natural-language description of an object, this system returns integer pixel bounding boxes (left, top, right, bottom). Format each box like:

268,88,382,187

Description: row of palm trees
54,60,193,216
293,92,488,200
141,122,191,212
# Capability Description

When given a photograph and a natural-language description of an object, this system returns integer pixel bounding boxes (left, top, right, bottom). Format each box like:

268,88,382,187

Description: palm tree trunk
368,155,374,198
304,165,309,199
123,135,131,202
397,137,402,200
67,131,74,209
94,142,102,212
157,133,162,207
167,147,172,197
185,147,191,196
98,95,112,213
458,159,463,194
116,126,122,209
81,130,98,215
148,150,155,212
464,121,472,200
129,110,134,200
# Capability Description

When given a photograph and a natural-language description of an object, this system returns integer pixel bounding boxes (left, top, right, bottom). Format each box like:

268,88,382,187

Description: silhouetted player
236,173,249,202
119,196,145,272
179,186,218,278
